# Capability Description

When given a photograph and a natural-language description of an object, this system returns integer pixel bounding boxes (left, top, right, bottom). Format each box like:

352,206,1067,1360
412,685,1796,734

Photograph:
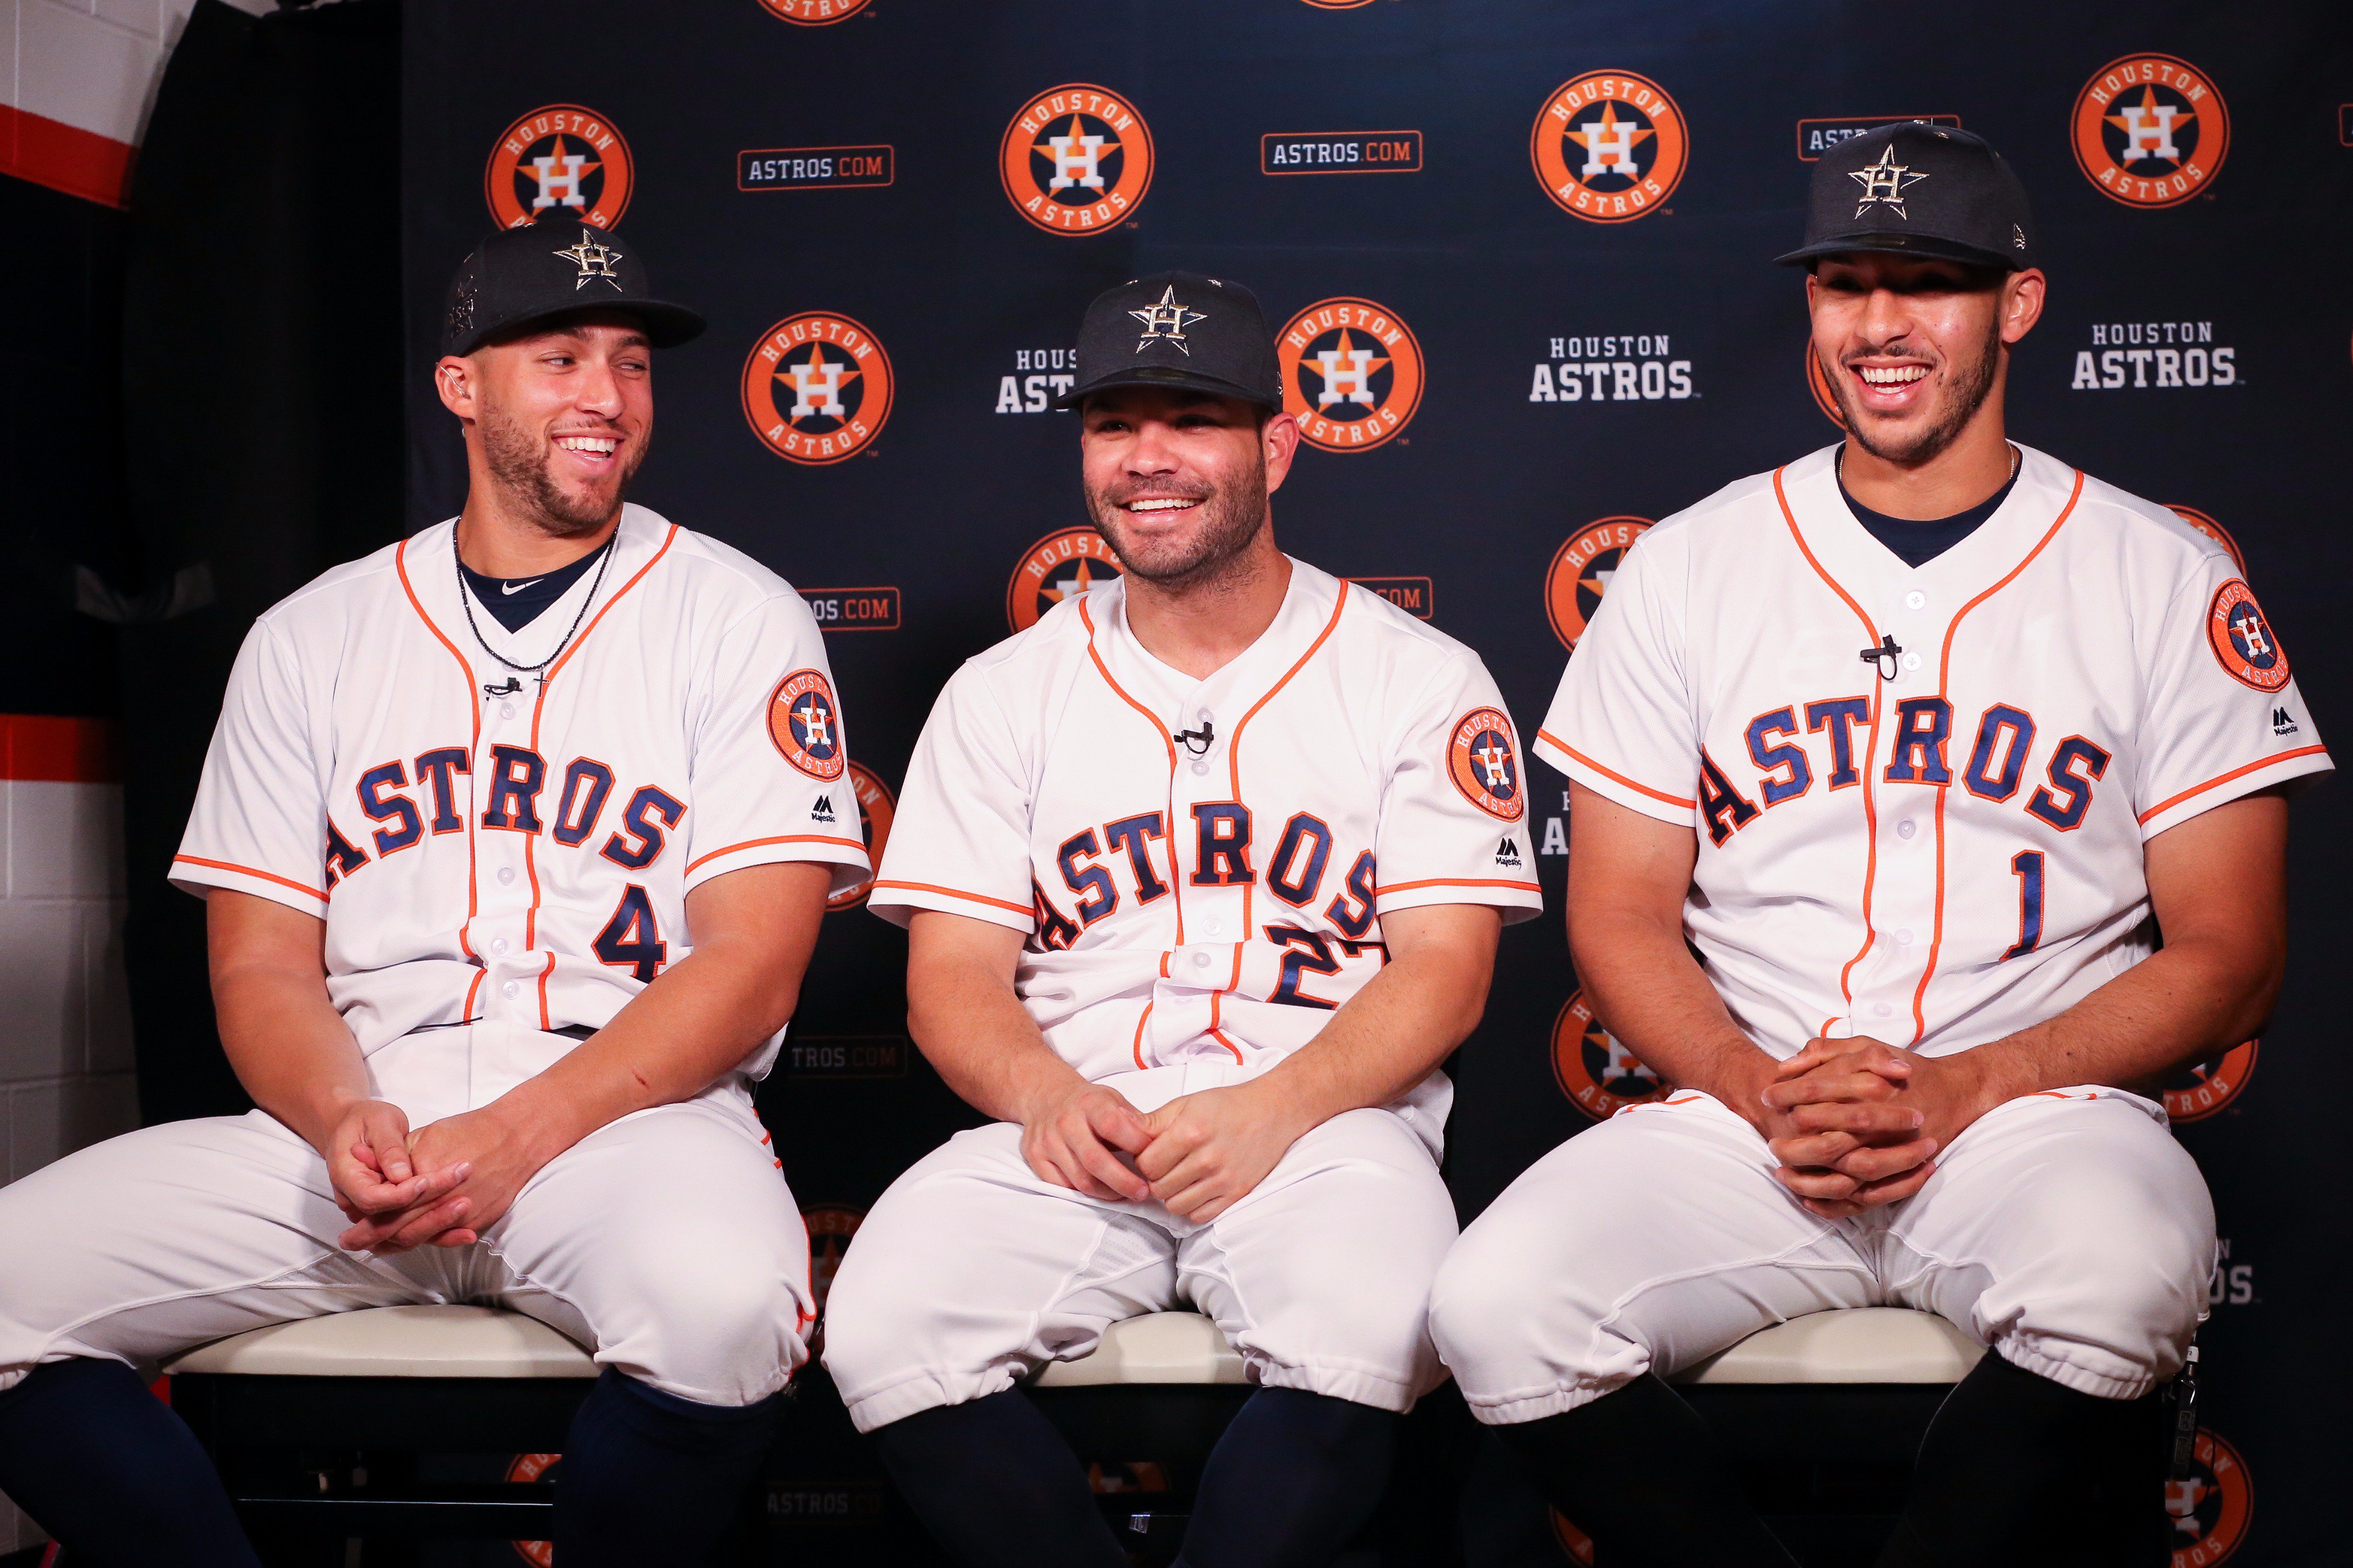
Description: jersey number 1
2000,851,2045,961
593,885,668,982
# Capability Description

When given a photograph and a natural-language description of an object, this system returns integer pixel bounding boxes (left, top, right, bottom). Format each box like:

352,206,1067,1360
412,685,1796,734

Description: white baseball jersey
171,503,871,1106
1538,443,2331,1059
870,558,1543,1144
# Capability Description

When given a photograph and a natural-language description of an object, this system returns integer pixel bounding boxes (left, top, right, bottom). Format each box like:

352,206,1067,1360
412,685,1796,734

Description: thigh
1884,1088,2214,1397
486,1092,812,1405
0,1113,419,1379
1176,1107,1459,1411
1430,1094,1876,1422
819,1122,1180,1431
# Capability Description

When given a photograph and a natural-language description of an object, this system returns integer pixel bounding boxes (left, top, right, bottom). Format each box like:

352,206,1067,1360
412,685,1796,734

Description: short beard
1085,458,1270,593
479,401,645,537
1829,315,2003,467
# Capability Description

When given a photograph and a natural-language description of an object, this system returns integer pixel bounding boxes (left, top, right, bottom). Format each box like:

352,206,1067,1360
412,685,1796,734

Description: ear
434,355,479,422
1260,409,1302,495
1999,269,2046,346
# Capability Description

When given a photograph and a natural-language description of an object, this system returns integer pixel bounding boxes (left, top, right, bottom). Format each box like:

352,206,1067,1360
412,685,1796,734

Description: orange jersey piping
1538,732,1698,809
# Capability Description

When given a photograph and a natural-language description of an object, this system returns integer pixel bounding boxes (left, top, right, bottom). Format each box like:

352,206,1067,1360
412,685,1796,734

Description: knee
1427,1219,1571,1373
814,1246,927,1395
601,1237,805,1403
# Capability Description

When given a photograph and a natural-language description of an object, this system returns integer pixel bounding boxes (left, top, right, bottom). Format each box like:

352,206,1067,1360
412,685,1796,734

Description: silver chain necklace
454,530,619,695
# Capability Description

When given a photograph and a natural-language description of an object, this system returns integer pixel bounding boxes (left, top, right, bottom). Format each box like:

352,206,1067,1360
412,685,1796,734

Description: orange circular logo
1550,1510,1595,1564
1276,298,1425,453
484,105,634,231
2167,505,2246,576
760,0,872,21
1806,343,1846,428
1531,71,1688,223
1000,84,1154,235
1552,991,1668,1120
506,1453,560,1564
2205,580,2289,692
2165,1040,2258,1123
828,762,897,912
1008,528,1124,632
804,1203,865,1350
742,313,894,465
769,670,848,781
1299,0,1377,6
1546,517,1652,651
2073,55,2228,208
1448,708,1526,822
2168,1427,2253,1566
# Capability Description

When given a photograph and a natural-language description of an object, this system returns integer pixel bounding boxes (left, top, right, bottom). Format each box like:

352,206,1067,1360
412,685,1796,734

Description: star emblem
1129,285,1205,355
446,275,479,339
1041,558,1108,604
1849,145,1929,220
551,230,625,291
1580,563,1618,599
1564,102,1654,173
2104,85,2195,167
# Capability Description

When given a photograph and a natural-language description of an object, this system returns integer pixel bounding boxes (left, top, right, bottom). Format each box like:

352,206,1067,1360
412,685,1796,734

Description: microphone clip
1860,634,1903,683
1173,719,1216,756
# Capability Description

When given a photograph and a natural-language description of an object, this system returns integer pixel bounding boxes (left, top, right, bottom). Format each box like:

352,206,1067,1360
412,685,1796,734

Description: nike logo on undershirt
501,578,543,595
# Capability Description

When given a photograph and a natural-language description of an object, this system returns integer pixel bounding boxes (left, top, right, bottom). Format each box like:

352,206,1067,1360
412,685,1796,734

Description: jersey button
1896,820,1918,840
1894,928,1914,946
1203,918,1224,937
502,980,521,1001
1900,652,1923,672
499,702,517,720
1905,590,1926,611
1190,760,1211,776
1190,951,1212,968
497,866,518,885
1872,1002,1893,1017
491,937,510,955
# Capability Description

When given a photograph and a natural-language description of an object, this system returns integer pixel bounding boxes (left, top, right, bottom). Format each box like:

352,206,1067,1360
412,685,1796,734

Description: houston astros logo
1000,84,1155,234
1530,72,1688,223
1806,345,1846,428
2166,1427,2252,1566
2072,55,2229,208
828,762,897,912
759,0,874,23
1009,528,1123,631
2167,505,2246,575
1276,298,1424,453
769,670,848,781
1550,1509,1596,1564
484,105,634,230
742,313,894,465
1546,517,1653,651
1132,285,1203,353
1552,991,1668,1120
2205,580,2289,692
1849,145,1928,219
506,1454,560,1564
2165,1040,2258,1123
1448,708,1525,821
804,1204,865,1350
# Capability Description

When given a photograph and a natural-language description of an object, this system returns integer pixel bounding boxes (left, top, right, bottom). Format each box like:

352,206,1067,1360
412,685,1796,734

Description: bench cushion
163,1305,599,1379
1032,1311,1248,1388
1675,1307,1985,1385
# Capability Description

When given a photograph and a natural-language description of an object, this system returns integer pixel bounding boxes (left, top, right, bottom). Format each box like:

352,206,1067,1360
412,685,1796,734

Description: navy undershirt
1837,452,2020,569
458,541,608,632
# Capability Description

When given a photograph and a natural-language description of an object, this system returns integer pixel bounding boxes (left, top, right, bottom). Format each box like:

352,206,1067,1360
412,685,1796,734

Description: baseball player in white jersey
1429,126,2329,1565
0,222,866,1565
821,273,1541,1568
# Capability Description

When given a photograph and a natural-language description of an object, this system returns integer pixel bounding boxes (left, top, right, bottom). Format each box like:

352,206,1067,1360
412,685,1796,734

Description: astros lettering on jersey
1539,443,2331,1059
871,560,1542,1141
171,504,871,1106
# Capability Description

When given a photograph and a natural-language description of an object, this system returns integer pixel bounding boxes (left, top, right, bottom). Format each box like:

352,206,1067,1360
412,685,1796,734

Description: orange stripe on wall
0,716,121,782
0,106,137,208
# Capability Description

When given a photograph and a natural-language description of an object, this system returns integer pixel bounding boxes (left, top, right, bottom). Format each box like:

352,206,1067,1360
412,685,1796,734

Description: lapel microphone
1173,720,1216,755
1860,634,1903,682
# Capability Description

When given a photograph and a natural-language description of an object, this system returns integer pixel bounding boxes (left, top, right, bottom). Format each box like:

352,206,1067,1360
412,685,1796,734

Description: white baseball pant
1429,1086,2213,1423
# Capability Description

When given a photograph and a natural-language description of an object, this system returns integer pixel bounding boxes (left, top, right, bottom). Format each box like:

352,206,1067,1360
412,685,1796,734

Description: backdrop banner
401,4,2351,1562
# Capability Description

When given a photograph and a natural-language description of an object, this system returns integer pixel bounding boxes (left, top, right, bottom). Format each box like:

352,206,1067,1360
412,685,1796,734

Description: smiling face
1079,388,1298,588
1807,253,2043,467
439,312,653,537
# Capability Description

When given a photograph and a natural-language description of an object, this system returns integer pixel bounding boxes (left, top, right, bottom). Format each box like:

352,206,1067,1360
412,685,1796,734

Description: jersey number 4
593,885,668,982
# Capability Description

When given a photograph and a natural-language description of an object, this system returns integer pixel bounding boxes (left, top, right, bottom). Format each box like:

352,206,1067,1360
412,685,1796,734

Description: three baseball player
0,121,2326,1567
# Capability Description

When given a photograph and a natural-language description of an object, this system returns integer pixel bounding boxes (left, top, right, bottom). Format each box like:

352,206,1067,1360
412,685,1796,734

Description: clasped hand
322,1098,540,1253
1755,1037,1997,1218
1020,1079,1308,1224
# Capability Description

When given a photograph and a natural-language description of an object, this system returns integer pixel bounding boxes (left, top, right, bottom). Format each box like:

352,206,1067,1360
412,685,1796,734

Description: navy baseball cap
1777,123,2036,273
440,221,705,357
1053,271,1283,411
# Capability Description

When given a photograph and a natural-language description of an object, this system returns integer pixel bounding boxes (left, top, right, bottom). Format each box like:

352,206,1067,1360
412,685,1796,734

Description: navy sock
1174,1388,1397,1568
551,1367,783,1566
0,1357,259,1566
1493,1373,1799,1568
867,1388,1128,1568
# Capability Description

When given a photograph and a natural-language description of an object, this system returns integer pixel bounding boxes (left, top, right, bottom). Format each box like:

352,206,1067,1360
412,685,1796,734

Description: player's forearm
213,965,374,1154
907,959,1096,1126
1568,903,1779,1121
1251,924,1495,1128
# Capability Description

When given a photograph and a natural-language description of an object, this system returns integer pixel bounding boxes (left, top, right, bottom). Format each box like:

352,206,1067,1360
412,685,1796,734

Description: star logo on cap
551,229,626,291
1849,145,1929,220
1129,285,1204,356
446,274,479,338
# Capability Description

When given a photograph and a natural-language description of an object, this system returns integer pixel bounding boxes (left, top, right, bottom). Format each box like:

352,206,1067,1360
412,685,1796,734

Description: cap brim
1050,365,1280,412
456,299,707,356
1774,233,2025,271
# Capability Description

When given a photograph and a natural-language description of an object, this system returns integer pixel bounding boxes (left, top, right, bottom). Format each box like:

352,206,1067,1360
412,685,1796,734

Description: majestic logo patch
2166,1427,2252,1566
484,105,634,230
1848,144,1929,219
1275,297,1425,453
2166,505,2246,575
828,762,897,912
1530,71,1688,223
1552,990,1668,1121
1000,84,1155,234
2165,1040,2258,1123
769,670,848,780
1009,528,1123,632
2206,580,2289,692
1448,708,1525,821
742,313,894,465
2072,55,2229,208
759,0,874,23
803,1204,865,1353
1546,517,1653,651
